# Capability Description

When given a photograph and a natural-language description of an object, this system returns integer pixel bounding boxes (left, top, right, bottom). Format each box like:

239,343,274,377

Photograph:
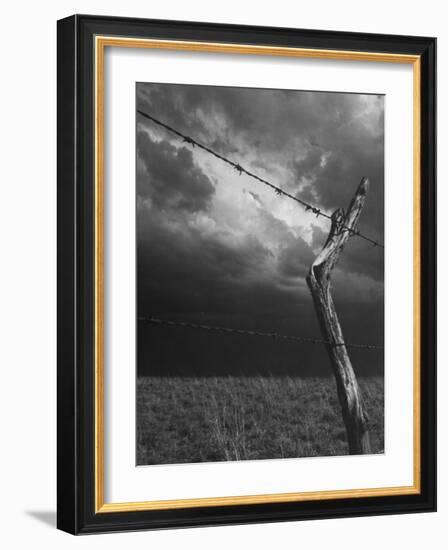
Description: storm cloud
137,131,215,213
136,83,384,376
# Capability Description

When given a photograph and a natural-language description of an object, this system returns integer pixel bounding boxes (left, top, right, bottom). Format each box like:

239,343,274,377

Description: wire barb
139,316,384,351
183,136,195,147
137,109,384,249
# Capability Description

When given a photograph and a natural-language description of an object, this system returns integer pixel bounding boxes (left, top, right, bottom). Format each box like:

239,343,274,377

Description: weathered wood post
306,177,371,454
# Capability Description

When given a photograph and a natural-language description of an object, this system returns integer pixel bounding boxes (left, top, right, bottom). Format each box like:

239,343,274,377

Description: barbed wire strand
137,109,384,249
139,316,383,351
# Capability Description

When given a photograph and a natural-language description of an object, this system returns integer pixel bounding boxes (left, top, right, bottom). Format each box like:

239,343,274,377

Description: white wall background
0,1,443,548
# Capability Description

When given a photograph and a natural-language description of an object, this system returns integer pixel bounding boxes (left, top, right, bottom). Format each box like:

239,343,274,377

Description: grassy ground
137,376,384,465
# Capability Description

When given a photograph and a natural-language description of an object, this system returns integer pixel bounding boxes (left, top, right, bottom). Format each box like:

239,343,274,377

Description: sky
136,83,384,376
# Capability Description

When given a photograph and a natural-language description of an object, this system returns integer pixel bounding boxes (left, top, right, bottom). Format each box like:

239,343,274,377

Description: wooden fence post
306,177,372,454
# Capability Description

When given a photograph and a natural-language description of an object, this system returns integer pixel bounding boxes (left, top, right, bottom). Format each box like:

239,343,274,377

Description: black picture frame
57,14,436,535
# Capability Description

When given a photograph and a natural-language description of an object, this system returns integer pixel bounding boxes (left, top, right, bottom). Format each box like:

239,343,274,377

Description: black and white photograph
136,82,385,466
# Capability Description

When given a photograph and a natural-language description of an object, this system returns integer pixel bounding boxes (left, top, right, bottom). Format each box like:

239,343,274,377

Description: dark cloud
136,83,384,376
277,236,315,279
291,144,384,240
137,130,215,213
137,210,275,319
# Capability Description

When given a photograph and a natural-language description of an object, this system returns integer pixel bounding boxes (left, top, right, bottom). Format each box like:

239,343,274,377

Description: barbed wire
139,316,383,351
137,109,384,249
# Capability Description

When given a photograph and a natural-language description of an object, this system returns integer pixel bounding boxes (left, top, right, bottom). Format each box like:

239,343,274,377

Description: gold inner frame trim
94,35,421,514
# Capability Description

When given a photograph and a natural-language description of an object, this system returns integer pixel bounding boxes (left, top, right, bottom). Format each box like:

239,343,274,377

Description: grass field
137,376,384,465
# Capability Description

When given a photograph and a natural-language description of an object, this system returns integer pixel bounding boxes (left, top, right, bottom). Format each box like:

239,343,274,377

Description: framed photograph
57,14,436,534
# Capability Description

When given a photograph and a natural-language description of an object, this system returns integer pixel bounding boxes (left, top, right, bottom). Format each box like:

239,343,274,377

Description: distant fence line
139,316,384,351
137,109,384,249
